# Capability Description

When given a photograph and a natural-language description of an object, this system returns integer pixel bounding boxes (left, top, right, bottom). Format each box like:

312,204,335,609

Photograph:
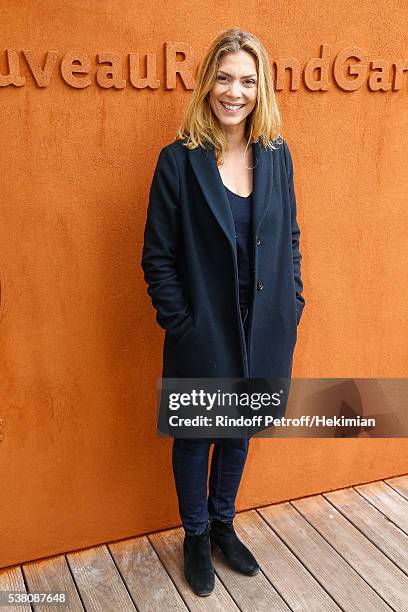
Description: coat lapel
188,139,273,253
251,139,274,240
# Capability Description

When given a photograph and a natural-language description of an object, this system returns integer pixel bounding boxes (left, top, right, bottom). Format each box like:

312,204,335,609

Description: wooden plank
355,481,408,535
237,510,341,611
23,554,84,612
148,525,240,610
292,493,408,610
211,512,291,612
259,502,392,611
324,486,408,575
109,534,188,611
385,474,408,501
0,566,31,612
66,544,136,611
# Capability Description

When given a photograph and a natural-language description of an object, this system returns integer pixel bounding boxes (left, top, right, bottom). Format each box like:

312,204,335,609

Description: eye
216,75,257,85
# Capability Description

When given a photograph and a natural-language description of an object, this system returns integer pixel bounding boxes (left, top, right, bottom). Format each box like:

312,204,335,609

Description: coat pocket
168,315,195,351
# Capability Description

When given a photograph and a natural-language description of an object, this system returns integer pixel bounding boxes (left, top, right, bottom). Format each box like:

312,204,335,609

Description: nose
226,80,243,98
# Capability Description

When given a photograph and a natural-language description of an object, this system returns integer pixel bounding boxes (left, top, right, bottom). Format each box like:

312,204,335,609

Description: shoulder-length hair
176,28,282,164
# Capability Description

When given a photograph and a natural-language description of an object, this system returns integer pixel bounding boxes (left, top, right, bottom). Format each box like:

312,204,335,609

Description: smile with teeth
220,101,245,112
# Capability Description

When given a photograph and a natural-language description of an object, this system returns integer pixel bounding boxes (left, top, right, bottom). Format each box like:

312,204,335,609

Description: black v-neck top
224,185,253,309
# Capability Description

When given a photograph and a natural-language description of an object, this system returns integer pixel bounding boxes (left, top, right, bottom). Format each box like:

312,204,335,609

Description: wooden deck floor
1,475,408,611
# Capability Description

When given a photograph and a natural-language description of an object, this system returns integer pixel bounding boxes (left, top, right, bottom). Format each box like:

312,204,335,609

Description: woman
141,28,305,596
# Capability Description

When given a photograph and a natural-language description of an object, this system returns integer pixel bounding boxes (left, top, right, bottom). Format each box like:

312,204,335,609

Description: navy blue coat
141,137,305,382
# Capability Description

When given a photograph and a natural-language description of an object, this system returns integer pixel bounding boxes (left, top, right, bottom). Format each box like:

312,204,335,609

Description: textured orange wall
1,0,408,568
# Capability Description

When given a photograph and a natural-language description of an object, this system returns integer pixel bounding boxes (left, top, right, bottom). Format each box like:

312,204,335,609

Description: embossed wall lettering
0,43,406,91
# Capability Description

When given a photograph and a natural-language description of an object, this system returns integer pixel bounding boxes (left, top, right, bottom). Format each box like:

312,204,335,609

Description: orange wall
1,0,408,568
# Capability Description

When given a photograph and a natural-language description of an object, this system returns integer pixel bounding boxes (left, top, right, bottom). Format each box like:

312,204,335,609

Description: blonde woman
141,28,305,596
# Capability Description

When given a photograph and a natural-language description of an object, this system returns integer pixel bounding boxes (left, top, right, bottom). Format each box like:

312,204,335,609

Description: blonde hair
176,28,282,164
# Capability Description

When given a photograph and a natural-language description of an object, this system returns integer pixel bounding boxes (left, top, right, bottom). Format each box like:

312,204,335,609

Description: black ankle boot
183,523,215,596
209,518,260,576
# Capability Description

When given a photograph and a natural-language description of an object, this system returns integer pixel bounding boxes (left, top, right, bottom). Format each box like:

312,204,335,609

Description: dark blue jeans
172,306,250,536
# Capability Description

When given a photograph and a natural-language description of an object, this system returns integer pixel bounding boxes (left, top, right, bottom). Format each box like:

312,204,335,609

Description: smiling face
208,50,258,134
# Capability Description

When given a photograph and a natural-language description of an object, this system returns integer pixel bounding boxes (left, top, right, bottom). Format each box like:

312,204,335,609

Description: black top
224,185,253,309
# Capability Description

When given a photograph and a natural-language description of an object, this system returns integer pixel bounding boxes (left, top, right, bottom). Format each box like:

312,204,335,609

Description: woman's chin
217,115,248,129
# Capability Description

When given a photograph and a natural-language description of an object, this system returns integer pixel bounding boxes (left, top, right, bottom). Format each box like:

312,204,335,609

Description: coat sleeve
283,140,305,326
141,145,193,337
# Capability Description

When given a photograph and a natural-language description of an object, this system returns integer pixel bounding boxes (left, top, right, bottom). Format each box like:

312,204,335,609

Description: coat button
256,238,261,246
257,280,264,291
